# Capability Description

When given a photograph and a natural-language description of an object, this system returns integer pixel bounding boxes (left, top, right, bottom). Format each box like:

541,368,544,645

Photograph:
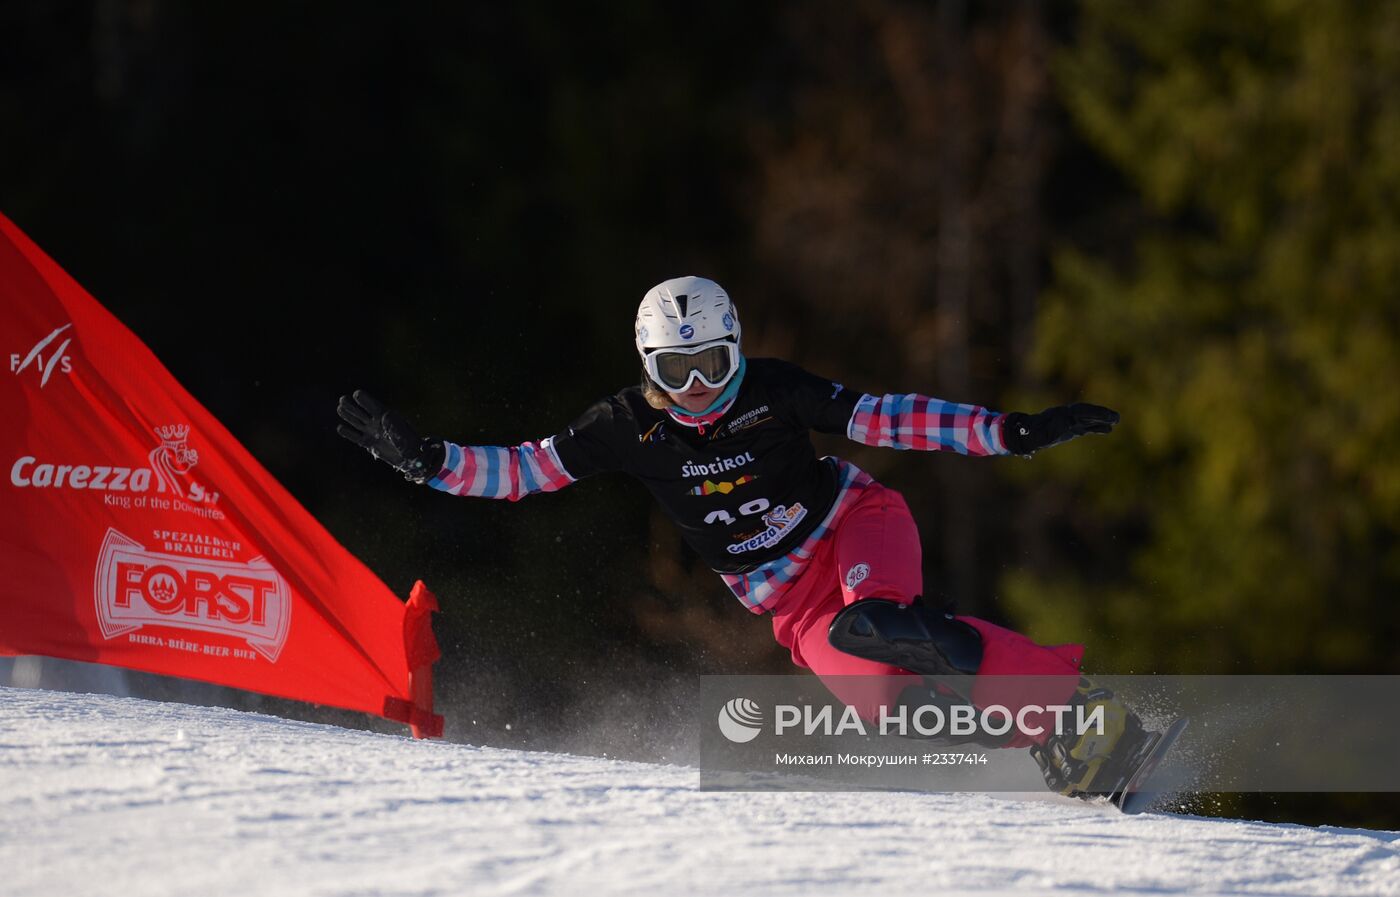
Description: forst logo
94,528,292,661
10,323,74,388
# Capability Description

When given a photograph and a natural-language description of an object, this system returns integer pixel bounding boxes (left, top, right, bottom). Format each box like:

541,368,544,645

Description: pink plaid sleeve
427,437,577,501
846,393,1008,456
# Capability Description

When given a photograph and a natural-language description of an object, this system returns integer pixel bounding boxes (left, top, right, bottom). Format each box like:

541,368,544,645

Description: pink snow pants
769,482,1083,748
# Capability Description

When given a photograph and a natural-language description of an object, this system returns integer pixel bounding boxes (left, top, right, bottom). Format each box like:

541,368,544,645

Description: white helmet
635,276,743,392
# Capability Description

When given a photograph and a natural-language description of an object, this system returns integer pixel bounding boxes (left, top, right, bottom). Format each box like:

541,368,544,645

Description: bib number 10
704,498,771,526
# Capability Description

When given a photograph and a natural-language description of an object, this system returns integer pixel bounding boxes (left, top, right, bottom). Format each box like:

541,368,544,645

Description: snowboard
1110,717,1189,815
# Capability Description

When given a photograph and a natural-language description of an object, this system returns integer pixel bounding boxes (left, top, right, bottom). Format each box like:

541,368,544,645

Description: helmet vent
637,276,739,355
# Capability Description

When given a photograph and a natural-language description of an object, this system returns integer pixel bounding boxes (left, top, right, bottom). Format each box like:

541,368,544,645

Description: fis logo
718,697,764,743
94,528,292,661
10,323,74,388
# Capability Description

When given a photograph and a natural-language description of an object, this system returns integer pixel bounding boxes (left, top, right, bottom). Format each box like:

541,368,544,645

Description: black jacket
550,358,859,572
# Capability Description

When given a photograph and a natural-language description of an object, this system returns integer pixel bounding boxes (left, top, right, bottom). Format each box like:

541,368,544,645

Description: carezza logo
146,424,206,500
94,528,292,662
11,423,221,507
10,323,74,388
726,502,808,555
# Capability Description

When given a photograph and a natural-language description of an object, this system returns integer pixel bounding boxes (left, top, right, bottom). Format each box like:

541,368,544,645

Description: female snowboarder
338,275,1145,798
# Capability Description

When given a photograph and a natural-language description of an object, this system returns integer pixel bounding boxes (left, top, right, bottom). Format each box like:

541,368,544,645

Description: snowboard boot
1028,677,1152,799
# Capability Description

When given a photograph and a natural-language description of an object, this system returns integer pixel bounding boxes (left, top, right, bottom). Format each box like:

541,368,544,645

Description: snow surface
1,687,1397,897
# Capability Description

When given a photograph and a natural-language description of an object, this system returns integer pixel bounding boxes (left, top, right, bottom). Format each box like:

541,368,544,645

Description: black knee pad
828,598,984,677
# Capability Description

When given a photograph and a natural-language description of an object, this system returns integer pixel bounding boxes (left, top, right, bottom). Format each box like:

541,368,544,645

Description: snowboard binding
1028,677,1153,800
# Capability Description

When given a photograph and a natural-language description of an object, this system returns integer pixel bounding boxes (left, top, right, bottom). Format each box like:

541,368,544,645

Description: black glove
336,390,445,483
1001,403,1119,457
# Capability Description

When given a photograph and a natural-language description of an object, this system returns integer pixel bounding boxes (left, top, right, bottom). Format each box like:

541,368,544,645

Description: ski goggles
643,340,740,392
